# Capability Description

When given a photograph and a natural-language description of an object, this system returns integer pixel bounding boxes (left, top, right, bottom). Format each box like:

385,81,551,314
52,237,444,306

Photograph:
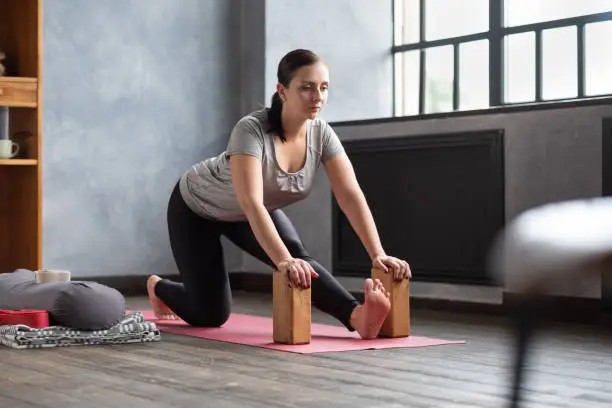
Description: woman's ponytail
267,91,285,141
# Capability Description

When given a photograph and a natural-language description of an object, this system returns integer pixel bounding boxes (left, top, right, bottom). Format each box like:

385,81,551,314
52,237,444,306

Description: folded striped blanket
0,312,161,349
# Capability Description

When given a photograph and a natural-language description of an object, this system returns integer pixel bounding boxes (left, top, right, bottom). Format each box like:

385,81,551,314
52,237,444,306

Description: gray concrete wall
312,104,612,298
42,0,243,277
237,0,267,116
241,0,394,273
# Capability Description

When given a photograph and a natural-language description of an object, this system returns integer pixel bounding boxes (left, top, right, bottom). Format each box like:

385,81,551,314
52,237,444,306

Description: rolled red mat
0,310,50,328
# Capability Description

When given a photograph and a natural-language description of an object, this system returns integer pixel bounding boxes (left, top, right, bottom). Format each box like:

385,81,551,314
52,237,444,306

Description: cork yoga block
272,270,311,344
372,267,410,338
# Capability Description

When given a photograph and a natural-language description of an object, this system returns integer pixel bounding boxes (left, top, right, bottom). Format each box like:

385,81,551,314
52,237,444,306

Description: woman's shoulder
229,109,271,140
308,117,336,143
235,108,270,131
307,117,343,161
227,109,271,155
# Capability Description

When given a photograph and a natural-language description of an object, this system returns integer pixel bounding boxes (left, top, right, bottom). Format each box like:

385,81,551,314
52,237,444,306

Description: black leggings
155,182,360,330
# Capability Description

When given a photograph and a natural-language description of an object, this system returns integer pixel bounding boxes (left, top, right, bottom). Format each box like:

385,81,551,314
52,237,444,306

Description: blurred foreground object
488,197,612,408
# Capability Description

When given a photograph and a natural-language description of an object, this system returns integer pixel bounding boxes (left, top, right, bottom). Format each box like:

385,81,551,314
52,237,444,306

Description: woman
147,49,411,339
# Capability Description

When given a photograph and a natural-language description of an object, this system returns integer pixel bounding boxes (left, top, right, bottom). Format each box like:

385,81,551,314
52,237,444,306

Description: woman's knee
269,209,309,258
184,302,231,328
286,239,309,258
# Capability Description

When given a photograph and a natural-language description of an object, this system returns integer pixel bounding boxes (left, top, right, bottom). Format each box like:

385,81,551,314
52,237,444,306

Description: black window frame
391,0,612,117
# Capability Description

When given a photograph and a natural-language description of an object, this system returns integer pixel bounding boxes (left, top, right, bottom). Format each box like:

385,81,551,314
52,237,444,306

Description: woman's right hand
277,257,319,289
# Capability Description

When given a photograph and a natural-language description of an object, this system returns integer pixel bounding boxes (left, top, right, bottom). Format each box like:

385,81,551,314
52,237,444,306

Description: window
393,0,612,116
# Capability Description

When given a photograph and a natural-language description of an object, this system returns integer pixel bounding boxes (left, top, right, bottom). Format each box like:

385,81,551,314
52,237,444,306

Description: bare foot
349,278,391,339
147,275,179,320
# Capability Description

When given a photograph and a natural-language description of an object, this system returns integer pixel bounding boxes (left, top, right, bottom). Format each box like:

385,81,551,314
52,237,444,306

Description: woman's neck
281,108,307,140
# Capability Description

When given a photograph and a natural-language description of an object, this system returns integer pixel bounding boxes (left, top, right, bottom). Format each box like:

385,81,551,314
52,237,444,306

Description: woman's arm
324,153,410,279
323,153,385,260
230,154,292,265
229,154,317,287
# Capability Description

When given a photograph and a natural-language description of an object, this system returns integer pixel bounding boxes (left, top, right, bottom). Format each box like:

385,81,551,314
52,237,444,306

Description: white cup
35,269,71,284
0,139,19,159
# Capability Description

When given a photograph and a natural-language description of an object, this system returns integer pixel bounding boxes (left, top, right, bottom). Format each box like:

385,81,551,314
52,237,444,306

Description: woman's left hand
372,254,412,281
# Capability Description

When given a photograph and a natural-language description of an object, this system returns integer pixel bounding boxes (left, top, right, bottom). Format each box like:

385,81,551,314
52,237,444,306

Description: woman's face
279,61,329,120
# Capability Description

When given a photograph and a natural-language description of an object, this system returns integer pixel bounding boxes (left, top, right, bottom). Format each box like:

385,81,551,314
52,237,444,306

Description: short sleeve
226,116,264,160
321,122,345,163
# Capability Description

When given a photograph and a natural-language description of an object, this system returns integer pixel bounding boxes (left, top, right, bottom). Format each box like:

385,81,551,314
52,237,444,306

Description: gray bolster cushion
0,269,126,330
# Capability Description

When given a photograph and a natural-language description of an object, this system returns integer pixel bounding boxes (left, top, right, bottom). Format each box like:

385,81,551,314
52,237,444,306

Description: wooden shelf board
0,77,38,108
0,77,38,83
0,159,38,166
0,101,37,108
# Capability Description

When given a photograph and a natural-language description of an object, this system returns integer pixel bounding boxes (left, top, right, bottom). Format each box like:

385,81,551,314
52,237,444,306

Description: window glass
394,51,421,116
504,32,535,103
459,40,489,110
425,45,454,113
394,0,420,45
505,0,612,27
585,21,612,96
542,26,577,100
426,0,489,41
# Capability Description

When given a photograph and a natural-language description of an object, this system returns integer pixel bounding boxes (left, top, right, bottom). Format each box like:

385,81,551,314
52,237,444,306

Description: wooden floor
1,291,611,408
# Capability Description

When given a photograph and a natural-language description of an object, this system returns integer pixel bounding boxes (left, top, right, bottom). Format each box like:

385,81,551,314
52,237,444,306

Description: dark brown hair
267,49,321,142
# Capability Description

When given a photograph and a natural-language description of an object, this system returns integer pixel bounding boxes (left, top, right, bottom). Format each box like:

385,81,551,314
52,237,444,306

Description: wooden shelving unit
0,0,43,273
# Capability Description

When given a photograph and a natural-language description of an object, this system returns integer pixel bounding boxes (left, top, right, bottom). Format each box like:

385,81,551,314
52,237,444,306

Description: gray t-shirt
179,108,345,221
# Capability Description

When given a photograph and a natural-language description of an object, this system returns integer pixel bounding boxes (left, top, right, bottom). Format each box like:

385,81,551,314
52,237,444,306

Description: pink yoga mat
134,310,465,354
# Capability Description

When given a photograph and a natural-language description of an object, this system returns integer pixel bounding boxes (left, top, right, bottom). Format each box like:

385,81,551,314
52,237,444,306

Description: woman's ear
276,84,287,102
